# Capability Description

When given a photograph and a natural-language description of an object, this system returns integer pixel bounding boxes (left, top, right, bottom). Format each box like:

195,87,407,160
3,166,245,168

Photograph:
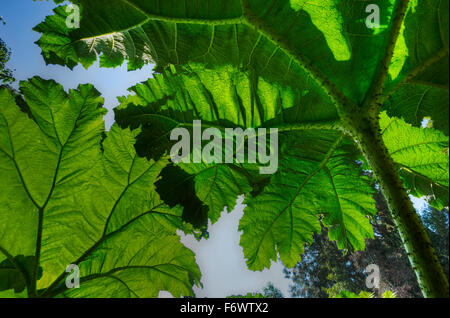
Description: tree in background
283,228,367,298
228,282,284,298
422,206,449,280
0,17,15,85
262,282,284,298
284,192,448,298
347,192,423,298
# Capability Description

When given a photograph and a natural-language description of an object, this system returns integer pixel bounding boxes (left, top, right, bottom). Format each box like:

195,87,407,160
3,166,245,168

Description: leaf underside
0,79,200,298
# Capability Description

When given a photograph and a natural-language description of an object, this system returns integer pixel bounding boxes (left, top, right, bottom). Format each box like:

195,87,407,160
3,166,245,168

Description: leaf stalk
349,112,449,298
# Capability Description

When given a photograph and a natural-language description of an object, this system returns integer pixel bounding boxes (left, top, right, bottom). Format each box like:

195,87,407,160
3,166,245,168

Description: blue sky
1,0,292,297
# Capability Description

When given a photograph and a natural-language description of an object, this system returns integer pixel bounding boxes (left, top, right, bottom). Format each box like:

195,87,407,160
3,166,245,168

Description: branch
363,0,411,113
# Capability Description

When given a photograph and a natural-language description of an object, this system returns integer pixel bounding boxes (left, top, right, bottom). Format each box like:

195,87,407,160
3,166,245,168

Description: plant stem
363,0,411,112
347,112,449,298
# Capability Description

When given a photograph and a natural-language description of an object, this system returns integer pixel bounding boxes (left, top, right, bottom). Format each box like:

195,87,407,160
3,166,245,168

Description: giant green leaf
31,0,450,295
0,79,200,298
